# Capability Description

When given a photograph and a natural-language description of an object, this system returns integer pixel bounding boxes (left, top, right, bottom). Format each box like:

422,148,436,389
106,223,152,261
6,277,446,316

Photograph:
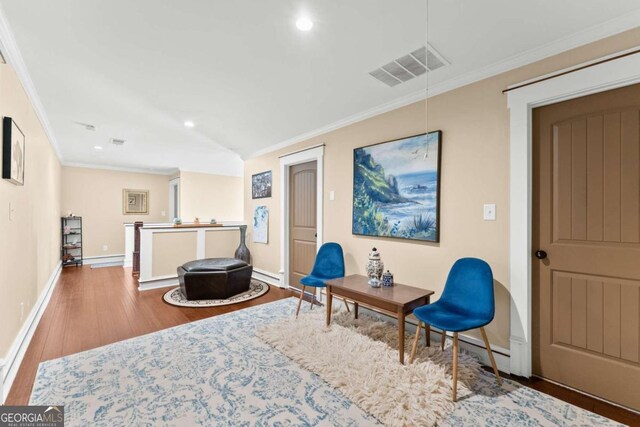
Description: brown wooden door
289,161,317,290
533,83,640,411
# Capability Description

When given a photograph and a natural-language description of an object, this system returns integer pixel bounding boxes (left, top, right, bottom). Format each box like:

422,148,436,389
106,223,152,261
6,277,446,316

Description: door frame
507,49,640,377
279,144,325,288
168,177,180,221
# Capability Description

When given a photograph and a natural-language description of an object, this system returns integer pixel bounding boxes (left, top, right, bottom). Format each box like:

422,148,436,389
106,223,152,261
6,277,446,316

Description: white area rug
257,309,480,427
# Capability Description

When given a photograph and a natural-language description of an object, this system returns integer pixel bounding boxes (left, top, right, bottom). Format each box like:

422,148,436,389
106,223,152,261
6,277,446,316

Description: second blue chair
409,257,502,401
296,242,349,317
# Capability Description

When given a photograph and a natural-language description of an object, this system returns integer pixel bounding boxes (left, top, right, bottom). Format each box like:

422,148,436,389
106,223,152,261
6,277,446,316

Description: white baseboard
83,254,125,267
0,261,62,404
252,268,281,287
138,275,178,291
355,305,511,374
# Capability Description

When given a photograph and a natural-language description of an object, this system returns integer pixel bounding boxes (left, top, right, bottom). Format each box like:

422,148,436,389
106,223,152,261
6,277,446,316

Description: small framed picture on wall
123,189,149,214
2,117,26,185
252,170,272,199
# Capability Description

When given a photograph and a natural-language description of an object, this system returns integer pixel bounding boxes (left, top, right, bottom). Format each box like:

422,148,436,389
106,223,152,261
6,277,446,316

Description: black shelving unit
61,216,83,267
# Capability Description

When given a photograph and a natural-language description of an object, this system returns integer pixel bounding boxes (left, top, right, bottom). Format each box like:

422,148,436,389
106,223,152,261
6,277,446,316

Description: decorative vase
366,247,384,286
234,225,251,264
382,270,394,287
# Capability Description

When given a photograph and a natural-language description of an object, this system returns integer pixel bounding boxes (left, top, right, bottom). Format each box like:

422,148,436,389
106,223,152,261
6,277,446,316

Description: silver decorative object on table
366,247,384,286
382,270,394,287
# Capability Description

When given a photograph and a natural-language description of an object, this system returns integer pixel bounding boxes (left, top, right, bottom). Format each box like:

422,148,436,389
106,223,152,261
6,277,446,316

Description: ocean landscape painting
352,131,441,242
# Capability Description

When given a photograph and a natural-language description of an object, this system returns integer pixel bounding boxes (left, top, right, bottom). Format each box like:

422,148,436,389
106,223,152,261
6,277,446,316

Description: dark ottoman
177,258,253,300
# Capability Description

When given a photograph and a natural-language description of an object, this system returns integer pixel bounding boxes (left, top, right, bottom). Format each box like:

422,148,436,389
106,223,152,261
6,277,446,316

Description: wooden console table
325,274,434,364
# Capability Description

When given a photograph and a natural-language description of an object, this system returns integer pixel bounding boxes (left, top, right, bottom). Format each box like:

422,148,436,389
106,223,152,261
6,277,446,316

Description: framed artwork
252,170,272,199
352,131,442,242
123,189,149,215
2,117,25,185
253,205,269,243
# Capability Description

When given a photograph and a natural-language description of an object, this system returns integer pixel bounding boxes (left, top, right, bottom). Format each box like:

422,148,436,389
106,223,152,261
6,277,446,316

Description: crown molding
426,9,640,99
246,10,640,160
0,4,63,161
62,162,178,176
177,168,243,178
244,89,427,159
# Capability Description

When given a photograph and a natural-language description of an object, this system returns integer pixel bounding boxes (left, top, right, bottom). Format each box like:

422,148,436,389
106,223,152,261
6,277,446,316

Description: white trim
123,224,134,268
83,254,125,266
196,229,206,259
427,12,640,99
398,312,511,374
169,177,180,221
62,162,178,176
1,261,62,403
244,12,640,161
507,50,640,377
252,268,282,288
138,275,178,291
279,145,325,287
0,5,62,161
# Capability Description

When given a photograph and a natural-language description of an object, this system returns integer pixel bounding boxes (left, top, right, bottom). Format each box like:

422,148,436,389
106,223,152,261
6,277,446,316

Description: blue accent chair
296,242,349,317
409,258,502,401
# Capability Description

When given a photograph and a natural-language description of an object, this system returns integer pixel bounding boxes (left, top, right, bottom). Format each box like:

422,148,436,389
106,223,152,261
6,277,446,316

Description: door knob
535,250,547,260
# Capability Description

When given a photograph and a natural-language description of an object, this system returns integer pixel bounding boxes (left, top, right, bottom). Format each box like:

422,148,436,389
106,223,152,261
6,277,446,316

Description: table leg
398,307,405,364
326,286,333,326
354,302,359,319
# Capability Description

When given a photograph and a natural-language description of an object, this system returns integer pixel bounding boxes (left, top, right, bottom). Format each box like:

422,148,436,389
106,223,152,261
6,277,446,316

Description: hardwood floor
6,265,294,405
6,266,639,426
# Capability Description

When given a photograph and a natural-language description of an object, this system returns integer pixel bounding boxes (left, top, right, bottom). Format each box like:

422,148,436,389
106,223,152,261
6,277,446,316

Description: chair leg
309,287,315,310
410,321,422,364
343,298,351,312
452,332,459,402
295,286,306,318
480,327,502,386
441,330,446,350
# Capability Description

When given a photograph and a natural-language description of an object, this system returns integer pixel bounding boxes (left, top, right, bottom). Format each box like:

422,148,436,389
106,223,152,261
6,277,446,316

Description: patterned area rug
30,298,622,426
162,279,268,307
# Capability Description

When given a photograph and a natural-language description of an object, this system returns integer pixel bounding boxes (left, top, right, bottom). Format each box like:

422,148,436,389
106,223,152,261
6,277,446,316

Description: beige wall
152,231,197,277
0,63,61,358
244,28,640,350
180,171,243,223
61,167,170,257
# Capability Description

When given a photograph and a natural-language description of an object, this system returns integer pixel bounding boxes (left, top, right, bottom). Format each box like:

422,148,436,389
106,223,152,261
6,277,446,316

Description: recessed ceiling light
94,146,103,150
184,120,195,128
296,17,313,31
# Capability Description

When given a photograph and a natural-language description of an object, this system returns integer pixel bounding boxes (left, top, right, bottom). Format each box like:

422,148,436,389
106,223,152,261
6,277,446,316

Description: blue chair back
310,243,345,279
440,258,495,323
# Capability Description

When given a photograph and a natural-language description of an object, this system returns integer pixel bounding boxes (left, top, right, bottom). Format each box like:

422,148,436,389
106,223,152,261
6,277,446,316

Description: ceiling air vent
110,138,125,146
369,44,449,87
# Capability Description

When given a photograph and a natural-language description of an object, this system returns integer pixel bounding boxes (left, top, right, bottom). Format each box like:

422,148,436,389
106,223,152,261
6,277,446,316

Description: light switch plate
9,202,14,221
484,204,496,221
161,210,166,217
329,190,335,201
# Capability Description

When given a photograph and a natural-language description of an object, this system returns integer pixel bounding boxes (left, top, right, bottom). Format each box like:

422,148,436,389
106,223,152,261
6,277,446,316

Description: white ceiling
0,1,639,176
